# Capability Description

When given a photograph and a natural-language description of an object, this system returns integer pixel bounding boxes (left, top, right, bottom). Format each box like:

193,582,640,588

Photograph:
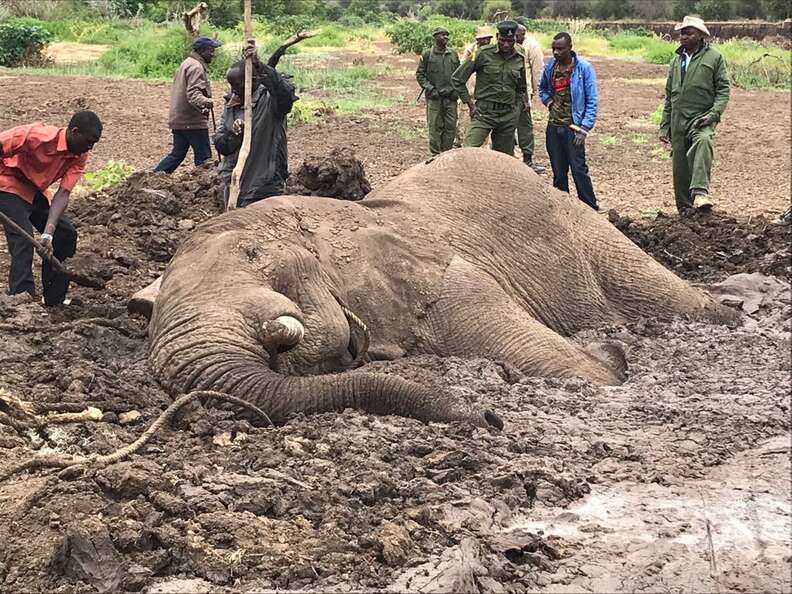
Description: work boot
771,207,791,225
692,190,713,211
523,155,546,174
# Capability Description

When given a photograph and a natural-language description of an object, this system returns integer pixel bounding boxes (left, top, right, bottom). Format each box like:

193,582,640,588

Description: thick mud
0,166,790,593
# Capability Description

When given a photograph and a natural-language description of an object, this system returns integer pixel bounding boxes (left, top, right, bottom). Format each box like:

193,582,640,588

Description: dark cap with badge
431,26,450,36
496,20,518,39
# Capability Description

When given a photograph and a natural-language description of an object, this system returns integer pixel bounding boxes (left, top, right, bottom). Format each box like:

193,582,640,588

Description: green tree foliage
482,0,512,20
693,0,735,20
435,0,483,19
592,0,633,19
511,0,546,18
672,0,697,19
0,21,53,66
762,0,792,19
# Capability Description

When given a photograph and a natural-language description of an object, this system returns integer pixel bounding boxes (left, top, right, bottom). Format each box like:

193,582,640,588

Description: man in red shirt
0,110,102,306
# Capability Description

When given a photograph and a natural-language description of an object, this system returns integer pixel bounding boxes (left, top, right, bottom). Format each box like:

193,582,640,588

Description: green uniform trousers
671,121,715,209
464,102,518,155
515,104,534,161
427,97,458,155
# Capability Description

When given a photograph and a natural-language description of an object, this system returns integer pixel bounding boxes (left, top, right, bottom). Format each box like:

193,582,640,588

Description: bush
338,14,366,29
208,0,243,29
260,14,319,36
387,16,476,54
0,21,53,67
482,0,512,21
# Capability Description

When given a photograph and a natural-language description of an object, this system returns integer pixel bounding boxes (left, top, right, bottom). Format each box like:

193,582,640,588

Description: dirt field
0,42,790,593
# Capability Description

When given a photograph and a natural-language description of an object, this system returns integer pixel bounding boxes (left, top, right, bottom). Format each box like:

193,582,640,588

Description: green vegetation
83,159,135,191
601,134,619,146
387,16,476,54
650,102,665,126
0,20,53,66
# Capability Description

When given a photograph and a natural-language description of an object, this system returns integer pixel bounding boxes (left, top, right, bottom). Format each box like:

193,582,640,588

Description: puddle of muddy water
508,436,791,592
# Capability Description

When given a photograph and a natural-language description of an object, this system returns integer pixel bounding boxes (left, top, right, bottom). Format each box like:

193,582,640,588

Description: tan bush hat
675,15,710,36
475,26,495,40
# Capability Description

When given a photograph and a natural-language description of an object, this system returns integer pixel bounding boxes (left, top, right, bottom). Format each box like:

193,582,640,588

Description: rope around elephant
0,390,273,482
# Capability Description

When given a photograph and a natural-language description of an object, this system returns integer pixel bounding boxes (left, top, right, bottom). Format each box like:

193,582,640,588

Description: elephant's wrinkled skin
148,148,735,426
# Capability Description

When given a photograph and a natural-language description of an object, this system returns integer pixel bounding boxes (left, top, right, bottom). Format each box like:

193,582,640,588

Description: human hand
572,129,587,146
232,118,244,135
693,114,713,128
242,38,257,62
39,233,54,259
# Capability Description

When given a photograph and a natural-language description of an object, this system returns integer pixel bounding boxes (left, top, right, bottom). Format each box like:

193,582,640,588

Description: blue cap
192,36,223,50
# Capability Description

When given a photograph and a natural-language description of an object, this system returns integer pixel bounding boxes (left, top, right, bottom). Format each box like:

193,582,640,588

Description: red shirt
0,123,88,204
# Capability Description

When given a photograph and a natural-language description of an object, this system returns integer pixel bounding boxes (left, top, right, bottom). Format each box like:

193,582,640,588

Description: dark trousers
0,191,77,305
154,128,212,173
546,124,598,210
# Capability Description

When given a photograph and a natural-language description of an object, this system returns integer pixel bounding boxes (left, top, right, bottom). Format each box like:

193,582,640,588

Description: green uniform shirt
659,43,730,136
451,44,527,107
416,46,461,99
548,61,574,126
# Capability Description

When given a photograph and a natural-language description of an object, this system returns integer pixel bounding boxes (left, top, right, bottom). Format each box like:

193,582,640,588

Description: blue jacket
539,51,598,130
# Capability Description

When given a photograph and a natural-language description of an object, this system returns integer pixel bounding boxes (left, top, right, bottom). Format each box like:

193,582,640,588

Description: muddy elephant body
149,148,733,425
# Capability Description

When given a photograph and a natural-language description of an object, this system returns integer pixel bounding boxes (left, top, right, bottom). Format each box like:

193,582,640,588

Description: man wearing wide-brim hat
659,15,730,213
416,26,460,155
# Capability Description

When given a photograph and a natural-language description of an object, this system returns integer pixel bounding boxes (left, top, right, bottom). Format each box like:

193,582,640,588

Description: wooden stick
227,0,253,211
0,210,105,289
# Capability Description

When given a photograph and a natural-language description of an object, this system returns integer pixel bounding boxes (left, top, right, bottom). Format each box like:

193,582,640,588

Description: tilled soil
0,162,790,592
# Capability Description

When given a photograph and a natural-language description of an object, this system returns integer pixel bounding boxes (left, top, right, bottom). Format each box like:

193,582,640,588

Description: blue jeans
546,124,598,210
154,129,212,173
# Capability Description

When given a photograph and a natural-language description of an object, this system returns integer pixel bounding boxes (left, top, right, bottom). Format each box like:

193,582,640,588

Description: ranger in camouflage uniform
452,20,528,155
659,16,730,212
416,27,460,155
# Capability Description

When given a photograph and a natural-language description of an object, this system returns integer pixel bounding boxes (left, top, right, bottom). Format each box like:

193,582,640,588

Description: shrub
98,26,190,78
387,16,476,54
338,14,366,29
482,0,512,21
84,160,135,191
0,21,53,67
260,14,318,36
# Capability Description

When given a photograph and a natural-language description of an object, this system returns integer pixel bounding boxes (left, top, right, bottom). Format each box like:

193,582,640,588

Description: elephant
143,148,735,427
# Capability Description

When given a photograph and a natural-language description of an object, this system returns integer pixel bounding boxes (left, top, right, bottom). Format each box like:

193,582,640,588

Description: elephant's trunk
149,306,501,429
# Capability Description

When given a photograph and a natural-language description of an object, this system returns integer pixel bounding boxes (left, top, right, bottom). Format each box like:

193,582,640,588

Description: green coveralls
659,44,730,209
452,44,527,155
416,46,460,155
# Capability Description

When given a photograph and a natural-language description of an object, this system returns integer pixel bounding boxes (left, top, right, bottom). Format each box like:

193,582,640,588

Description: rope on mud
0,390,273,482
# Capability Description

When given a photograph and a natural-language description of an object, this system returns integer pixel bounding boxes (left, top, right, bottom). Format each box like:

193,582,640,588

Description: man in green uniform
515,23,546,173
416,27,460,155
452,20,528,155
659,15,730,212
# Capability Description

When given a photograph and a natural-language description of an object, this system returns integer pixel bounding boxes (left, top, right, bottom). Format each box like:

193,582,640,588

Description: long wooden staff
227,0,253,210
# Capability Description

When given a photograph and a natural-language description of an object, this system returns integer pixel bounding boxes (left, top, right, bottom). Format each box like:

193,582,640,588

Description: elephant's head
148,222,502,429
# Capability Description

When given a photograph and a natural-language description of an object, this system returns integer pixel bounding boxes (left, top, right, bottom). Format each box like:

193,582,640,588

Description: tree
482,0,512,20
763,0,792,19
348,0,381,16
693,0,735,20
435,0,483,19
591,0,633,19
511,0,545,17
672,0,697,20
544,0,593,17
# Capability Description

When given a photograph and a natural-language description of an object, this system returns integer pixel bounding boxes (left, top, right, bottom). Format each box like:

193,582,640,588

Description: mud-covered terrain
0,159,789,593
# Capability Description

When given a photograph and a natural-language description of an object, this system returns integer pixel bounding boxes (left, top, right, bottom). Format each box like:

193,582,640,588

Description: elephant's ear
585,341,628,384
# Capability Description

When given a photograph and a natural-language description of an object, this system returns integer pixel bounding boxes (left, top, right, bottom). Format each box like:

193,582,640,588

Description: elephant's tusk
262,315,305,348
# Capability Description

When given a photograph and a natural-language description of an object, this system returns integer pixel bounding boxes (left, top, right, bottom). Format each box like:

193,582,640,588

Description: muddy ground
0,41,791,593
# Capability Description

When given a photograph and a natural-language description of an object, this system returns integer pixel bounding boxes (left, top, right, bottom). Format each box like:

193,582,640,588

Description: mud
611,209,792,282
286,147,371,200
0,162,790,592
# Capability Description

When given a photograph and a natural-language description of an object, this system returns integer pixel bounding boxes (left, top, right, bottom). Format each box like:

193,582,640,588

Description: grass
601,134,619,147
650,146,671,161
649,102,664,126
630,133,649,145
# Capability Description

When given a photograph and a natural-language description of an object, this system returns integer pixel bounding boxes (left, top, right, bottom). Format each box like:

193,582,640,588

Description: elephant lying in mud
143,148,734,426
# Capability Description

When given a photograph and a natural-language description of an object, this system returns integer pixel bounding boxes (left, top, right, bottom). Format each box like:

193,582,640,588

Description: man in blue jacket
539,32,599,210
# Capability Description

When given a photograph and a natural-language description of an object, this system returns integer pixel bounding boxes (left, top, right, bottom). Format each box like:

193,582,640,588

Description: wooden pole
227,0,253,211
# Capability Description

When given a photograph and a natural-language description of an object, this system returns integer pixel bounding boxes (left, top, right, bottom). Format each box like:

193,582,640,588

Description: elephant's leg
417,257,625,385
